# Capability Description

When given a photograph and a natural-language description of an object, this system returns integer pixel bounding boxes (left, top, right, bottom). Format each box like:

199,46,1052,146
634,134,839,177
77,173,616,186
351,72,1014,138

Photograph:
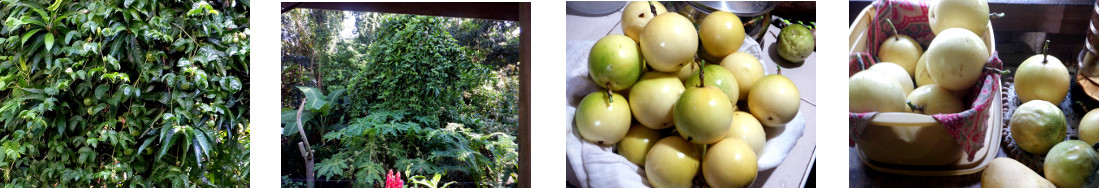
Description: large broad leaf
295,86,327,110
281,109,314,136
320,88,346,116
280,110,297,126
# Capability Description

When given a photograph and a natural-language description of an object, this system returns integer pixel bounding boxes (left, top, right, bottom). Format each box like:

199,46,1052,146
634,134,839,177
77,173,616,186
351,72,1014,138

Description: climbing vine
0,0,250,186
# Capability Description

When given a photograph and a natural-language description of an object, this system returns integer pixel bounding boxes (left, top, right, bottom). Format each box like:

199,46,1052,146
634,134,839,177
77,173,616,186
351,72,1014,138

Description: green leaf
2,141,22,160
44,87,58,96
104,55,120,71
94,84,109,99
226,76,242,92
44,33,54,51
315,157,348,180
323,88,347,115
281,109,314,136
192,140,202,166
91,103,106,116
135,138,153,159
280,110,297,135
4,17,24,32
47,0,63,11
295,86,327,110
77,146,93,164
192,130,211,159
21,29,41,47
64,30,78,44
31,7,48,22
156,126,179,161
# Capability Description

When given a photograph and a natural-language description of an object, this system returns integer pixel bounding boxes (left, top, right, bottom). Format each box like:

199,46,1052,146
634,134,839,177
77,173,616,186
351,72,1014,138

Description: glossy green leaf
77,146,92,164
30,8,48,23
94,84,109,99
296,86,327,110
192,129,211,159
155,126,178,161
104,55,120,71
44,33,54,51
64,30,78,44
4,17,24,32
281,109,315,137
135,138,153,158
21,29,41,47
0,0,246,185
192,140,203,166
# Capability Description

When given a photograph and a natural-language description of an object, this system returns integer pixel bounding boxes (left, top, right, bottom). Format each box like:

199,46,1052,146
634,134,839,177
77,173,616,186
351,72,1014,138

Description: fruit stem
1042,40,1050,64
606,83,614,103
983,66,1011,74
990,12,1005,19
648,1,658,16
696,57,706,88
1076,101,1089,111
885,18,899,40
744,16,763,26
777,65,782,75
906,101,923,113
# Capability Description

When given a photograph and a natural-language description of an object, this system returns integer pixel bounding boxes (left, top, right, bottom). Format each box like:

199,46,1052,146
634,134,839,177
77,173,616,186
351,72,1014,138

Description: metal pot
671,1,777,42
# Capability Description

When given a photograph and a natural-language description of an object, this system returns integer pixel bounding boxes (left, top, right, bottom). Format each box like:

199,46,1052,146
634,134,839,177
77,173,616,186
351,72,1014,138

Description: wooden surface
566,5,818,188
848,148,1006,188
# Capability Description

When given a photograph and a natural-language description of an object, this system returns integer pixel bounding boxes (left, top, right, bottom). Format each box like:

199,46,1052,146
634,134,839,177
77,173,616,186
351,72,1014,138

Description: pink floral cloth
849,0,1002,161
865,0,934,57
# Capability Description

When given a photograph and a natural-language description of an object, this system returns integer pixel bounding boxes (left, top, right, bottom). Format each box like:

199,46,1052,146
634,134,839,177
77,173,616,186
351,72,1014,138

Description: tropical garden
280,8,520,188
0,0,251,187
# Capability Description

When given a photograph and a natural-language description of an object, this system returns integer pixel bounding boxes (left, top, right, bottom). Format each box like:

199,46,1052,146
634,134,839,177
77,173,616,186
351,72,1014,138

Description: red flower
385,169,404,188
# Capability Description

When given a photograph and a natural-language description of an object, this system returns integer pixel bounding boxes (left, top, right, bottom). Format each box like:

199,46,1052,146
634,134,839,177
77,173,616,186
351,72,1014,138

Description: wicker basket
848,0,1003,176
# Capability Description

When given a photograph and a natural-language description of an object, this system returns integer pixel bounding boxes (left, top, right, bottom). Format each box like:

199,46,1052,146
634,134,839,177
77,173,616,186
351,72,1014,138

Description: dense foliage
281,9,518,187
314,110,517,187
0,0,250,186
345,15,489,118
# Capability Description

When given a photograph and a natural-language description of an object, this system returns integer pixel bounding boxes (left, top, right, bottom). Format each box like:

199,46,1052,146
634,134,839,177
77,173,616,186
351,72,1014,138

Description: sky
339,11,355,39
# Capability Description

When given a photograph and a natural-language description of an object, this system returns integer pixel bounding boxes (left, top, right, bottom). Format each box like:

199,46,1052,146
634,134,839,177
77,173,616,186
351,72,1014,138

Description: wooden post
518,2,531,188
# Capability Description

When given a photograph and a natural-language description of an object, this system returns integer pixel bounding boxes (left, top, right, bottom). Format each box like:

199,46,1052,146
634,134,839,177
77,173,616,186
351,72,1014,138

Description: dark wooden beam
284,2,521,21
281,2,304,13
518,3,530,188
